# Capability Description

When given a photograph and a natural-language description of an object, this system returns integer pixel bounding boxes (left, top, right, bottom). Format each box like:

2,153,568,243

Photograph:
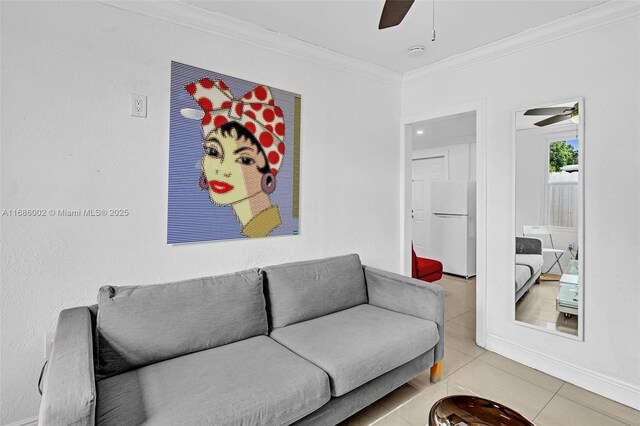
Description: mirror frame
512,96,585,341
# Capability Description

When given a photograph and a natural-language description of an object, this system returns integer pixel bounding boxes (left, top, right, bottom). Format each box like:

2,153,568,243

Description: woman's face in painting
201,127,266,206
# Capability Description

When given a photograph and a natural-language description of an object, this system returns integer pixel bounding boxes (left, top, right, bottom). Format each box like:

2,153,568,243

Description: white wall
0,2,401,423
403,13,640,408
515,130,547,231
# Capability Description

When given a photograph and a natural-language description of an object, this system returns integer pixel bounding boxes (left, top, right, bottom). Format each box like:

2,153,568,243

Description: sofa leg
535,276,541,284
430,361,442,383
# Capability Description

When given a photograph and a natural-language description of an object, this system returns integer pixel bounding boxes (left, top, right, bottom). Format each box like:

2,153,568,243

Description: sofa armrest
38,307,96,426
516,237,543,255
363,265,445,363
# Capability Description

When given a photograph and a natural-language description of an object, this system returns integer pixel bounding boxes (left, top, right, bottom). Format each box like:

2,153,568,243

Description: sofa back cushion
96,269,267,380
263,254,367,329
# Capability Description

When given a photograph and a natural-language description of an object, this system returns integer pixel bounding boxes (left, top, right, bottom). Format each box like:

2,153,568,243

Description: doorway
401,100,487,347
410,112,477,278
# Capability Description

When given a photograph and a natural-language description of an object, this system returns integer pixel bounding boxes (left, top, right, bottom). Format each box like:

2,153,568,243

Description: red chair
411,245,443,283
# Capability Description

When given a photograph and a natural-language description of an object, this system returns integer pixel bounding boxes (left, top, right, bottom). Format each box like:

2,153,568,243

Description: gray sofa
515,237,544,302
38,254,445,426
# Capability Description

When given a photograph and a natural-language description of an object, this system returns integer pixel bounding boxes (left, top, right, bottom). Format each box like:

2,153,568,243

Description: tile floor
516,278,578,336
340,274,640,426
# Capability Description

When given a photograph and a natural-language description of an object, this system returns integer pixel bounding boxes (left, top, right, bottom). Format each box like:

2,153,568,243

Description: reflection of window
546,139,578,227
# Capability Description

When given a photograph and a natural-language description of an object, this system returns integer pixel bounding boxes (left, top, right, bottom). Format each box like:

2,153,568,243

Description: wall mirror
514,98,584,339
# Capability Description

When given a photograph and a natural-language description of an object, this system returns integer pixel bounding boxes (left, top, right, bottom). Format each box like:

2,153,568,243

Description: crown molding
403,1,640,88
98,0,402,87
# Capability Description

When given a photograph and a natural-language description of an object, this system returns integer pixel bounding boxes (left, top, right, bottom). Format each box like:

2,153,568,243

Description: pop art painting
168,61,300,243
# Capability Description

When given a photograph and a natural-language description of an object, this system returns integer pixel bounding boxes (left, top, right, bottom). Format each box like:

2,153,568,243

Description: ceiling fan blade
379,0,415,29
534,114,570,127
524,107,570,116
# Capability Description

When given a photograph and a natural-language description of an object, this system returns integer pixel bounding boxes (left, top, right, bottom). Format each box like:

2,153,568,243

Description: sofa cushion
263,254,368,329
96,336,330,426
96,269,267,379
515,254,544,275
515,264,531,292
269,304,439,397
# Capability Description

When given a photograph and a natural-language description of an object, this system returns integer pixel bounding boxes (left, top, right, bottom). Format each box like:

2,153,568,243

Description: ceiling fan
379,0,415,29
524,103,579,127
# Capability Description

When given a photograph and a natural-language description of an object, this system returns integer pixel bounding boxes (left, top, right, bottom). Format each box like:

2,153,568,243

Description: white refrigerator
430,180,476,278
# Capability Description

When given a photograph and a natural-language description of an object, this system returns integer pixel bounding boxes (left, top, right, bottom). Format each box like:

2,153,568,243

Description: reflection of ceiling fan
524,103,579,127
379,0,415,29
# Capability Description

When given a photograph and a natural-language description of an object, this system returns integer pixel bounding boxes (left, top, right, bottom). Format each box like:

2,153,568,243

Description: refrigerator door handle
433,213,468,217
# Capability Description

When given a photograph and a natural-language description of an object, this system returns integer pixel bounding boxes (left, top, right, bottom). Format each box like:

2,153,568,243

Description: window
546,139,579,227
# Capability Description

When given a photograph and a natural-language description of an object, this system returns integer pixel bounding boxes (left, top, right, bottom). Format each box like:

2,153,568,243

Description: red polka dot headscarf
185,78,285,175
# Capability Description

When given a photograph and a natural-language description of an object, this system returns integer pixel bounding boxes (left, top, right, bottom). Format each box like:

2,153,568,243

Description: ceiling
412,111,476,150
185,0,606,73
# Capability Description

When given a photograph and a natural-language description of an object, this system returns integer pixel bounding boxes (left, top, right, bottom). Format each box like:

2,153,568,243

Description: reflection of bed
515,237,544,302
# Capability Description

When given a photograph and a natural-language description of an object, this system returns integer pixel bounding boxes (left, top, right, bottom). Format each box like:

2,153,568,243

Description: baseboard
485,334,640,410
4,416,37,426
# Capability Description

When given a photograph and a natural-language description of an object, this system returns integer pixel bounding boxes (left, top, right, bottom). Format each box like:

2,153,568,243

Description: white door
411,156,446,258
